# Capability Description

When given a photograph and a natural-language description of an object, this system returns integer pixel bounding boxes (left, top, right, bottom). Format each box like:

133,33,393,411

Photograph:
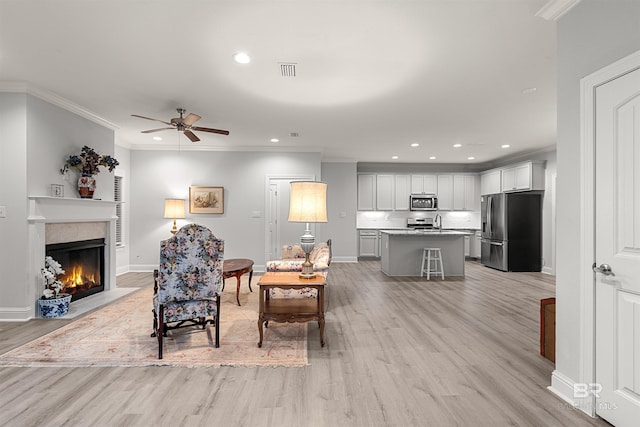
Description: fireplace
46,238,105,302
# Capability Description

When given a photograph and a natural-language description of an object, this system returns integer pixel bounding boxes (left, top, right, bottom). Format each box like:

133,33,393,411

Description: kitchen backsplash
357,211,481,229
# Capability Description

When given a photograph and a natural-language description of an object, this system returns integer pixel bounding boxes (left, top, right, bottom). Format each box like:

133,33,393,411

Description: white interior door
594,66,640,426
266,177,315,262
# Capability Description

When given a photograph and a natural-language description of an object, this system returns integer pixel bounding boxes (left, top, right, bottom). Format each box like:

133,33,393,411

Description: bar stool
421,248,445,280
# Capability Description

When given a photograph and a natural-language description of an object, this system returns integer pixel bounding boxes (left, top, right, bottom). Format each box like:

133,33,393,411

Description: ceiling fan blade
182,113,201,126
141,127,174,133
131,114,173,126
192,126,230,136
184,130,200,142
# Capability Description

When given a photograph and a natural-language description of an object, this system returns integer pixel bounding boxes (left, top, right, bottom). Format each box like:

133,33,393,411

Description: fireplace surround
28,196,117,318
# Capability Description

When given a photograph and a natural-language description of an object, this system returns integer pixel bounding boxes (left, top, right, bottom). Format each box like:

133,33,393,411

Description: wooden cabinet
375,175,394,210
358,230,379,257
410,174,437,194
501,161,545,192
480,170,501,195
453,175,478,211
437,175,453,210
357,174,376,211
394,175,411,211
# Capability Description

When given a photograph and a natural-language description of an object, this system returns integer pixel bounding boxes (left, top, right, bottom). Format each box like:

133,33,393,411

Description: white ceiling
0,0,559,165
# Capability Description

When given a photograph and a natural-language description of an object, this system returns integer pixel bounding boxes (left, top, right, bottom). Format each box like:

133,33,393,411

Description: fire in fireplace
45,238,105,302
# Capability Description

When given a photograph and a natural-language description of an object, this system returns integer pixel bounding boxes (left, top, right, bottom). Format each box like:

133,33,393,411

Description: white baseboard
332,256,358,263
128,264,157,272
0,306,31,322
116,265,130,276
549,370,596,417
542,266,555,275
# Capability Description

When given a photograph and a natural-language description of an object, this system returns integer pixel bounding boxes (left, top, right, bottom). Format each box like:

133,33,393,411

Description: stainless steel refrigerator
480,192,542,272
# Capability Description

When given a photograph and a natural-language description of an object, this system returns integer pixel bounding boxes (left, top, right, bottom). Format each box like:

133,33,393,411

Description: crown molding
535,0,581,21
0,81,119,131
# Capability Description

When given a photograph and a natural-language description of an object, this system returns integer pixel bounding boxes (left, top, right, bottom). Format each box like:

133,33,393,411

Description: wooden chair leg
158,305,165,359
214,297,220,348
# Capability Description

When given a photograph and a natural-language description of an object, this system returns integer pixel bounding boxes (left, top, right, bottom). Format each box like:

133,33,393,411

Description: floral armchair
152,223,224,359
265,239,331,298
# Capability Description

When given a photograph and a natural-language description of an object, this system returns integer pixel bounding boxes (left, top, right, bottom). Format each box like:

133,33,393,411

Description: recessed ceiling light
429,156,436,160
392,156,399,160
453,144,462,148
270,138,279,143
233,52,251,64
411,143,419,147
467,156,475,160
501,144,510,148
153,136,162,141
522,87,537,94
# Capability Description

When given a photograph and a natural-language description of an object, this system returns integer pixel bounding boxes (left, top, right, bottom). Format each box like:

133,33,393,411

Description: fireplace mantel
26,196,118,319
28,196,117,223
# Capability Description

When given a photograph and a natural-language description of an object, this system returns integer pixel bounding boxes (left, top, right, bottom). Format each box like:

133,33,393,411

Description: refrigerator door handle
481,239,503,246
487,196,493,236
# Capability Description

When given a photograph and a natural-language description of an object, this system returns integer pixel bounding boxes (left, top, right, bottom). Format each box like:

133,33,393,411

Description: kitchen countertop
358,226,479,231
379,229,471,236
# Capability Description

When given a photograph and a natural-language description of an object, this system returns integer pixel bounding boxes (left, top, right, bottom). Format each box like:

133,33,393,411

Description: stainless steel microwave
410,194,438,211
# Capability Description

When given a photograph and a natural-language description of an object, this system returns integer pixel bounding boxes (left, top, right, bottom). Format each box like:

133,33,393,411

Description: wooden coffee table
222,258,254,306
257,271,326,348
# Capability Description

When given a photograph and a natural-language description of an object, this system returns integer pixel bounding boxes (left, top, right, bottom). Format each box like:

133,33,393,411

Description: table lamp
163,199,185,234
288,181,328,279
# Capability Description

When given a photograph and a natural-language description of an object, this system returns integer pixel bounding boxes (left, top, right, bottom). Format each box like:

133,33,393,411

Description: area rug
0,284,308,368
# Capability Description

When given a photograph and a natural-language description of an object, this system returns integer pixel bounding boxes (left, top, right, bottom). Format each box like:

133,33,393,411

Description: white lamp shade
288,181,328,223
163,199,186,219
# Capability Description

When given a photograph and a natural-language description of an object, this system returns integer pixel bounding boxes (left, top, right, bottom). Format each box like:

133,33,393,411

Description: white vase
38,294,72,318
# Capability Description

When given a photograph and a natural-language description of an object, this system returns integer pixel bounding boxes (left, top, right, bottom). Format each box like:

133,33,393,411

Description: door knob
592,263,615,276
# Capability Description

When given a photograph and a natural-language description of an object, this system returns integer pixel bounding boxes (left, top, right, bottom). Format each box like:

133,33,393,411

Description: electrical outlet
0,206,6,218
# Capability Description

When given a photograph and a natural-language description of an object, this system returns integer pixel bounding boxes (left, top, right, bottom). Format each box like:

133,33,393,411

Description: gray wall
127,149,323,270
556,0,640,389
320,162,358,262
0,93,28,311
0,92,116,319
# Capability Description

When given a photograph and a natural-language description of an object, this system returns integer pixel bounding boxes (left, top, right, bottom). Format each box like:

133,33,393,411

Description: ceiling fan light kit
132,108,229,142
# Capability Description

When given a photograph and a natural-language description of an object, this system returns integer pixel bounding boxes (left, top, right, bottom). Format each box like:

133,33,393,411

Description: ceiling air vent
289,132,299,137
279,62,297,77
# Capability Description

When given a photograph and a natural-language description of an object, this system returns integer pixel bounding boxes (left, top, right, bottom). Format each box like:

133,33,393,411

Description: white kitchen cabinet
437,175,453,210
358,230,379,257
480,169,501,195
453,175,478,211
376,174,394,210
357,174,376,211
470,231,482,259
501,161,545,192
464,234,470,257
394,175,411,210
410,174,437,194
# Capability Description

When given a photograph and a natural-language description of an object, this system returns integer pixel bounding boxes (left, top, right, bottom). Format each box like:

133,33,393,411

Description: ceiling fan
131,108,229,142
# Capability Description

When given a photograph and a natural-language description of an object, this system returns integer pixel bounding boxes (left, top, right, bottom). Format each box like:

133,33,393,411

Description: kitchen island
380,230,469,277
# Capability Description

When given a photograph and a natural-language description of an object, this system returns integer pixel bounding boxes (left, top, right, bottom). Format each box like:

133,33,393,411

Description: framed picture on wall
189,186,224,214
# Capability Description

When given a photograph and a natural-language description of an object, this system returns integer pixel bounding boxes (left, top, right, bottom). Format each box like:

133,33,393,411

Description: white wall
320,162,358,262
555,0,640,401
127,149,323,271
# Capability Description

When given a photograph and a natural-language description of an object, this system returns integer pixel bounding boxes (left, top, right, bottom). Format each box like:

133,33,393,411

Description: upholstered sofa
265,240,332,298
266,239,332,273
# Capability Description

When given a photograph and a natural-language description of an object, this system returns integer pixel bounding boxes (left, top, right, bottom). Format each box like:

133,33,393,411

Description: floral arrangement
41,256,66,299
60,145,119,176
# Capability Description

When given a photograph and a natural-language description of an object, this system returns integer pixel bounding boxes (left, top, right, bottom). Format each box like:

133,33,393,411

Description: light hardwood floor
0,262,611,427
